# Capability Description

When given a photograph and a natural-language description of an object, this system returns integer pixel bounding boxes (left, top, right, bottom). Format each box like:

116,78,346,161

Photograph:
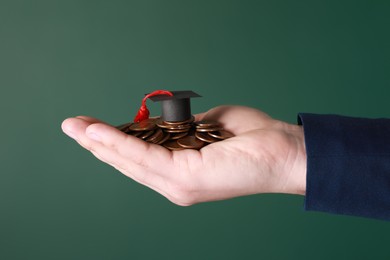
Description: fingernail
87,132,101,142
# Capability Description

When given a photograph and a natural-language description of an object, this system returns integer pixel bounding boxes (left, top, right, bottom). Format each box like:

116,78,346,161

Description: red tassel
133,90,173,122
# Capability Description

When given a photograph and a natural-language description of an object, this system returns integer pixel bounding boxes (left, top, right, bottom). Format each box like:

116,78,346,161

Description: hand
61,105,306,206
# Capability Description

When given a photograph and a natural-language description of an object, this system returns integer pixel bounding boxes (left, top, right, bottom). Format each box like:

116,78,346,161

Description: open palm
62,105,306,205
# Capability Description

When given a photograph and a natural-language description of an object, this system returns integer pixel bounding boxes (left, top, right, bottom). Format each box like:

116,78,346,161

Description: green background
1,0,389,259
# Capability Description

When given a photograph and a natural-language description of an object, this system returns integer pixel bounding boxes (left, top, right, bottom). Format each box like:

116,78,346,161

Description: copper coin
194,120,220,128
163,140,185,151
195,126,223,132
116,122,133,132
164,128,190,133
156,132,171,145
167,124,192,130
208,130,234,139
129,131,143,137
129,119,157,131
139,129,155,139
170,132,188,140
156,119,171,128
195,131,219,143
177,135,205,149
157,119,191,130
163,116,195,125
146,128,164,143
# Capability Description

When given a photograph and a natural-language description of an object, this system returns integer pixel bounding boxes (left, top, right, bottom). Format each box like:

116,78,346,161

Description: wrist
275,122,307,195
286,123,307,195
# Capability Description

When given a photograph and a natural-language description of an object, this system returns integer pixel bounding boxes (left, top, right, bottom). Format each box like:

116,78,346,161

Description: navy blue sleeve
298,113,390,221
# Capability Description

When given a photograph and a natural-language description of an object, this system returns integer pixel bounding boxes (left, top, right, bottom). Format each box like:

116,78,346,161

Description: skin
61,105,307,206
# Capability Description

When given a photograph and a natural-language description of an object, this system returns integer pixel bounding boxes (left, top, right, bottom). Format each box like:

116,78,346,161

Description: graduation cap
133,90,201,123
149,90,201,122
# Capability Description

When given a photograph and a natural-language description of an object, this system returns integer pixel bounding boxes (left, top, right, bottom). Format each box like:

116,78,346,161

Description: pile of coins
116,117,234,151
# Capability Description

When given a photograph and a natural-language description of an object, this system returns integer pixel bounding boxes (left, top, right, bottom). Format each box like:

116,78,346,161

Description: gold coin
177,135,205,149
208,130,234,139
163,140,185,151
129,118,157,131
195,131,219,143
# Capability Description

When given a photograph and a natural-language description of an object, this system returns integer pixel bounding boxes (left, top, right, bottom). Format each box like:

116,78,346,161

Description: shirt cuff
298,113,390,221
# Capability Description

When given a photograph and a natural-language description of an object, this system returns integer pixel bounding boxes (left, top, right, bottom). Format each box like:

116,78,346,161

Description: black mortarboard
148,90,201,122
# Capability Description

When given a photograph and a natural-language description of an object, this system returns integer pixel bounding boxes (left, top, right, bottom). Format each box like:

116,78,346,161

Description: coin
128,131,143,137
163,116,195,125
163,140,185,151
156,132,171,145
117,116,234,150
129,118,157,131
164,128,190,133
170,132,188,140
195,131,219,143
139,129,155,139
177,135,205,149
208,130,234,139
195,126,223,132
116,122,133,132
146,128,164,144
194,120,220,128
157,119,192,130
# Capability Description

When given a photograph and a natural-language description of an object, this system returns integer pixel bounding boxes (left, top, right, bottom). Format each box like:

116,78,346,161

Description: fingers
62,117,174,176
85,122,173,169
75,116,106,124
61,117,92,143
88,148,173,200
194,112,206,121
62,117,178,197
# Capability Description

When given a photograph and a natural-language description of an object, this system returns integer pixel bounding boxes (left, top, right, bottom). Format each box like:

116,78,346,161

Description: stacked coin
116,117,234,150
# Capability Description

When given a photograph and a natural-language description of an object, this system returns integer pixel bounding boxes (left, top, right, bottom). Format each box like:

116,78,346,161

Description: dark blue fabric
298,113,390,221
